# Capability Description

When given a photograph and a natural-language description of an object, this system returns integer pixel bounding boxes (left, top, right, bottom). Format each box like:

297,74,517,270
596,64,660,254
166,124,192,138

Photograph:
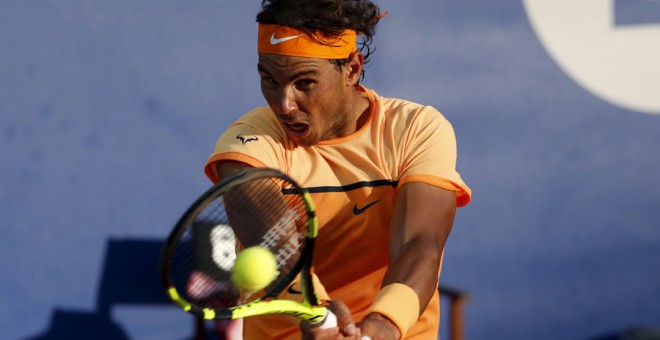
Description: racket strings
260,209,300,267
175,177,309,309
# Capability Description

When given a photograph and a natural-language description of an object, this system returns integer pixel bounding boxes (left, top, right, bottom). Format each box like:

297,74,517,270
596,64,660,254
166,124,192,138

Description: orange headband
258,24,357,59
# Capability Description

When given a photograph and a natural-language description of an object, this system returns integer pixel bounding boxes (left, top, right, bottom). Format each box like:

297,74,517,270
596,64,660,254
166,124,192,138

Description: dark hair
256,0,382,80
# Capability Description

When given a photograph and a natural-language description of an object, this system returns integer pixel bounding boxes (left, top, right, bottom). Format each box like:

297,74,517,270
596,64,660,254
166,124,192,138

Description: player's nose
275,88,298,115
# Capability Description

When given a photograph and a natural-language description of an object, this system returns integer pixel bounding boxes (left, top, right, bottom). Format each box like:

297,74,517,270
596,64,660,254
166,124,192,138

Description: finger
328,300,358,336
300,318,340,340
300,320,312,340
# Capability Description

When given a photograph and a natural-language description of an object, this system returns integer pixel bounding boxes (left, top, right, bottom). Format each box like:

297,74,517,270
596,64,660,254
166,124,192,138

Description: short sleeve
204,108,289,183
397,106,471,207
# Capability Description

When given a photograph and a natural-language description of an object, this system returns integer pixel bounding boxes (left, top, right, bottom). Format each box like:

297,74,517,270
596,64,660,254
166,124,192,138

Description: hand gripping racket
159,167,337,329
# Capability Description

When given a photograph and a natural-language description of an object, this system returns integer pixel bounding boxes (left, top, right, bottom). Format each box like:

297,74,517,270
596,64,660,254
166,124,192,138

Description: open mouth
282,122,309,137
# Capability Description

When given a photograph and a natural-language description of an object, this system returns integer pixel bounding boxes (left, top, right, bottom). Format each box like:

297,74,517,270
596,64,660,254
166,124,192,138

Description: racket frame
159,168,329,324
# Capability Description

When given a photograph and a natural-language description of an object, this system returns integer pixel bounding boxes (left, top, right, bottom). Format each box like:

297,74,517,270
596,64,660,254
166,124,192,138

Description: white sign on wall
523,0,660,114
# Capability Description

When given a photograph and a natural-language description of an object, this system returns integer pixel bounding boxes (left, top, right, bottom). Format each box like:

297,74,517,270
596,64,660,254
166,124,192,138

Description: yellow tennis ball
231,246,279,291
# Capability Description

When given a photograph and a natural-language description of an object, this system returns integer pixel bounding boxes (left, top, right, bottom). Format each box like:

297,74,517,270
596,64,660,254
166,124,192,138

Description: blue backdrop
2,1,659,339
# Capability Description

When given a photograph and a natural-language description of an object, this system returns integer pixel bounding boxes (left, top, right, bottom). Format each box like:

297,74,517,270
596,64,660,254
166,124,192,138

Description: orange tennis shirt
204,86,471,339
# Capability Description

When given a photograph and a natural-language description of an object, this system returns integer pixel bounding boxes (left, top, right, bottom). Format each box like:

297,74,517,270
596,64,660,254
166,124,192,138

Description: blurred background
1,0,659,339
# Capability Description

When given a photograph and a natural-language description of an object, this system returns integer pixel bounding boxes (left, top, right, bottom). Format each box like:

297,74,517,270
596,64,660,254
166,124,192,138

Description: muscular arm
386,182,456,310
214,161,254,181
361,182,457,338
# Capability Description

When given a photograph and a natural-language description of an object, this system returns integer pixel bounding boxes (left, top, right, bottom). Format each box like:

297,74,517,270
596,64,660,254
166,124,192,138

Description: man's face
257,54,357,147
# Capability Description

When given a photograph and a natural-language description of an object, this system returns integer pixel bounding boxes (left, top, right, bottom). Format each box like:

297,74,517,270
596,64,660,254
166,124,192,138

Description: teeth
287,123,306,132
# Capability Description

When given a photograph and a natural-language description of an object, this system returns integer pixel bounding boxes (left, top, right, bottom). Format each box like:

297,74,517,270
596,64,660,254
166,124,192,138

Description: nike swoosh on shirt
353,199,381,215
270,33,303,45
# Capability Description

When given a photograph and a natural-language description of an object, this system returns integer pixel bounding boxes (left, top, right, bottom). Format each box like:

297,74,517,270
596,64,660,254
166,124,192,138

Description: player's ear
345,52,364,86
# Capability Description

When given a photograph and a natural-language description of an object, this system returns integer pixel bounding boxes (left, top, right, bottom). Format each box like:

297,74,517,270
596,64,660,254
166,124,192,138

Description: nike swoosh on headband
270,33,303,45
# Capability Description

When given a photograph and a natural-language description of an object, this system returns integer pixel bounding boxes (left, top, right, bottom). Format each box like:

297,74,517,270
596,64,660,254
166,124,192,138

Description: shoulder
222,107,289,143
366,88,443,121
206,107,289,181
368,90,449,135
232,107,279,130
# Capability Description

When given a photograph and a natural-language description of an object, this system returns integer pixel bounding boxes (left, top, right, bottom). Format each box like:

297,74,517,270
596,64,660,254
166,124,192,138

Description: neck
352,88,371,132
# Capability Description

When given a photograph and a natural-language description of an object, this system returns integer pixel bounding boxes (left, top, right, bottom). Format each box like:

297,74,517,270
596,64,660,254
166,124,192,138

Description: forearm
381,236,444,314
362,183,456,338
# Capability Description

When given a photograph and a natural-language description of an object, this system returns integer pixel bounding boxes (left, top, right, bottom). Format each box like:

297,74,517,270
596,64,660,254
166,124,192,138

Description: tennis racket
159,167,337,329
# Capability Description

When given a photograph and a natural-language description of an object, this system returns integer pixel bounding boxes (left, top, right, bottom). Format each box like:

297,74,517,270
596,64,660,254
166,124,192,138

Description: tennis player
205,0,471,338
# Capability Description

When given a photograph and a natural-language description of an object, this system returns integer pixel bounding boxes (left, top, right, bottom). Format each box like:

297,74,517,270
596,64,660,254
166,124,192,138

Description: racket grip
312,309,338,329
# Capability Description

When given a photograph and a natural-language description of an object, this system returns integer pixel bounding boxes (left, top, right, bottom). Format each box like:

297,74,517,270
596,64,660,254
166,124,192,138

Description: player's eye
295,79,315,90
260,76,279,89
261,76,276,84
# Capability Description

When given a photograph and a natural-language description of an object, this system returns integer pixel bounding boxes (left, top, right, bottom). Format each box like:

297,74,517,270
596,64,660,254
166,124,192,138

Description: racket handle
312,309,338,329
